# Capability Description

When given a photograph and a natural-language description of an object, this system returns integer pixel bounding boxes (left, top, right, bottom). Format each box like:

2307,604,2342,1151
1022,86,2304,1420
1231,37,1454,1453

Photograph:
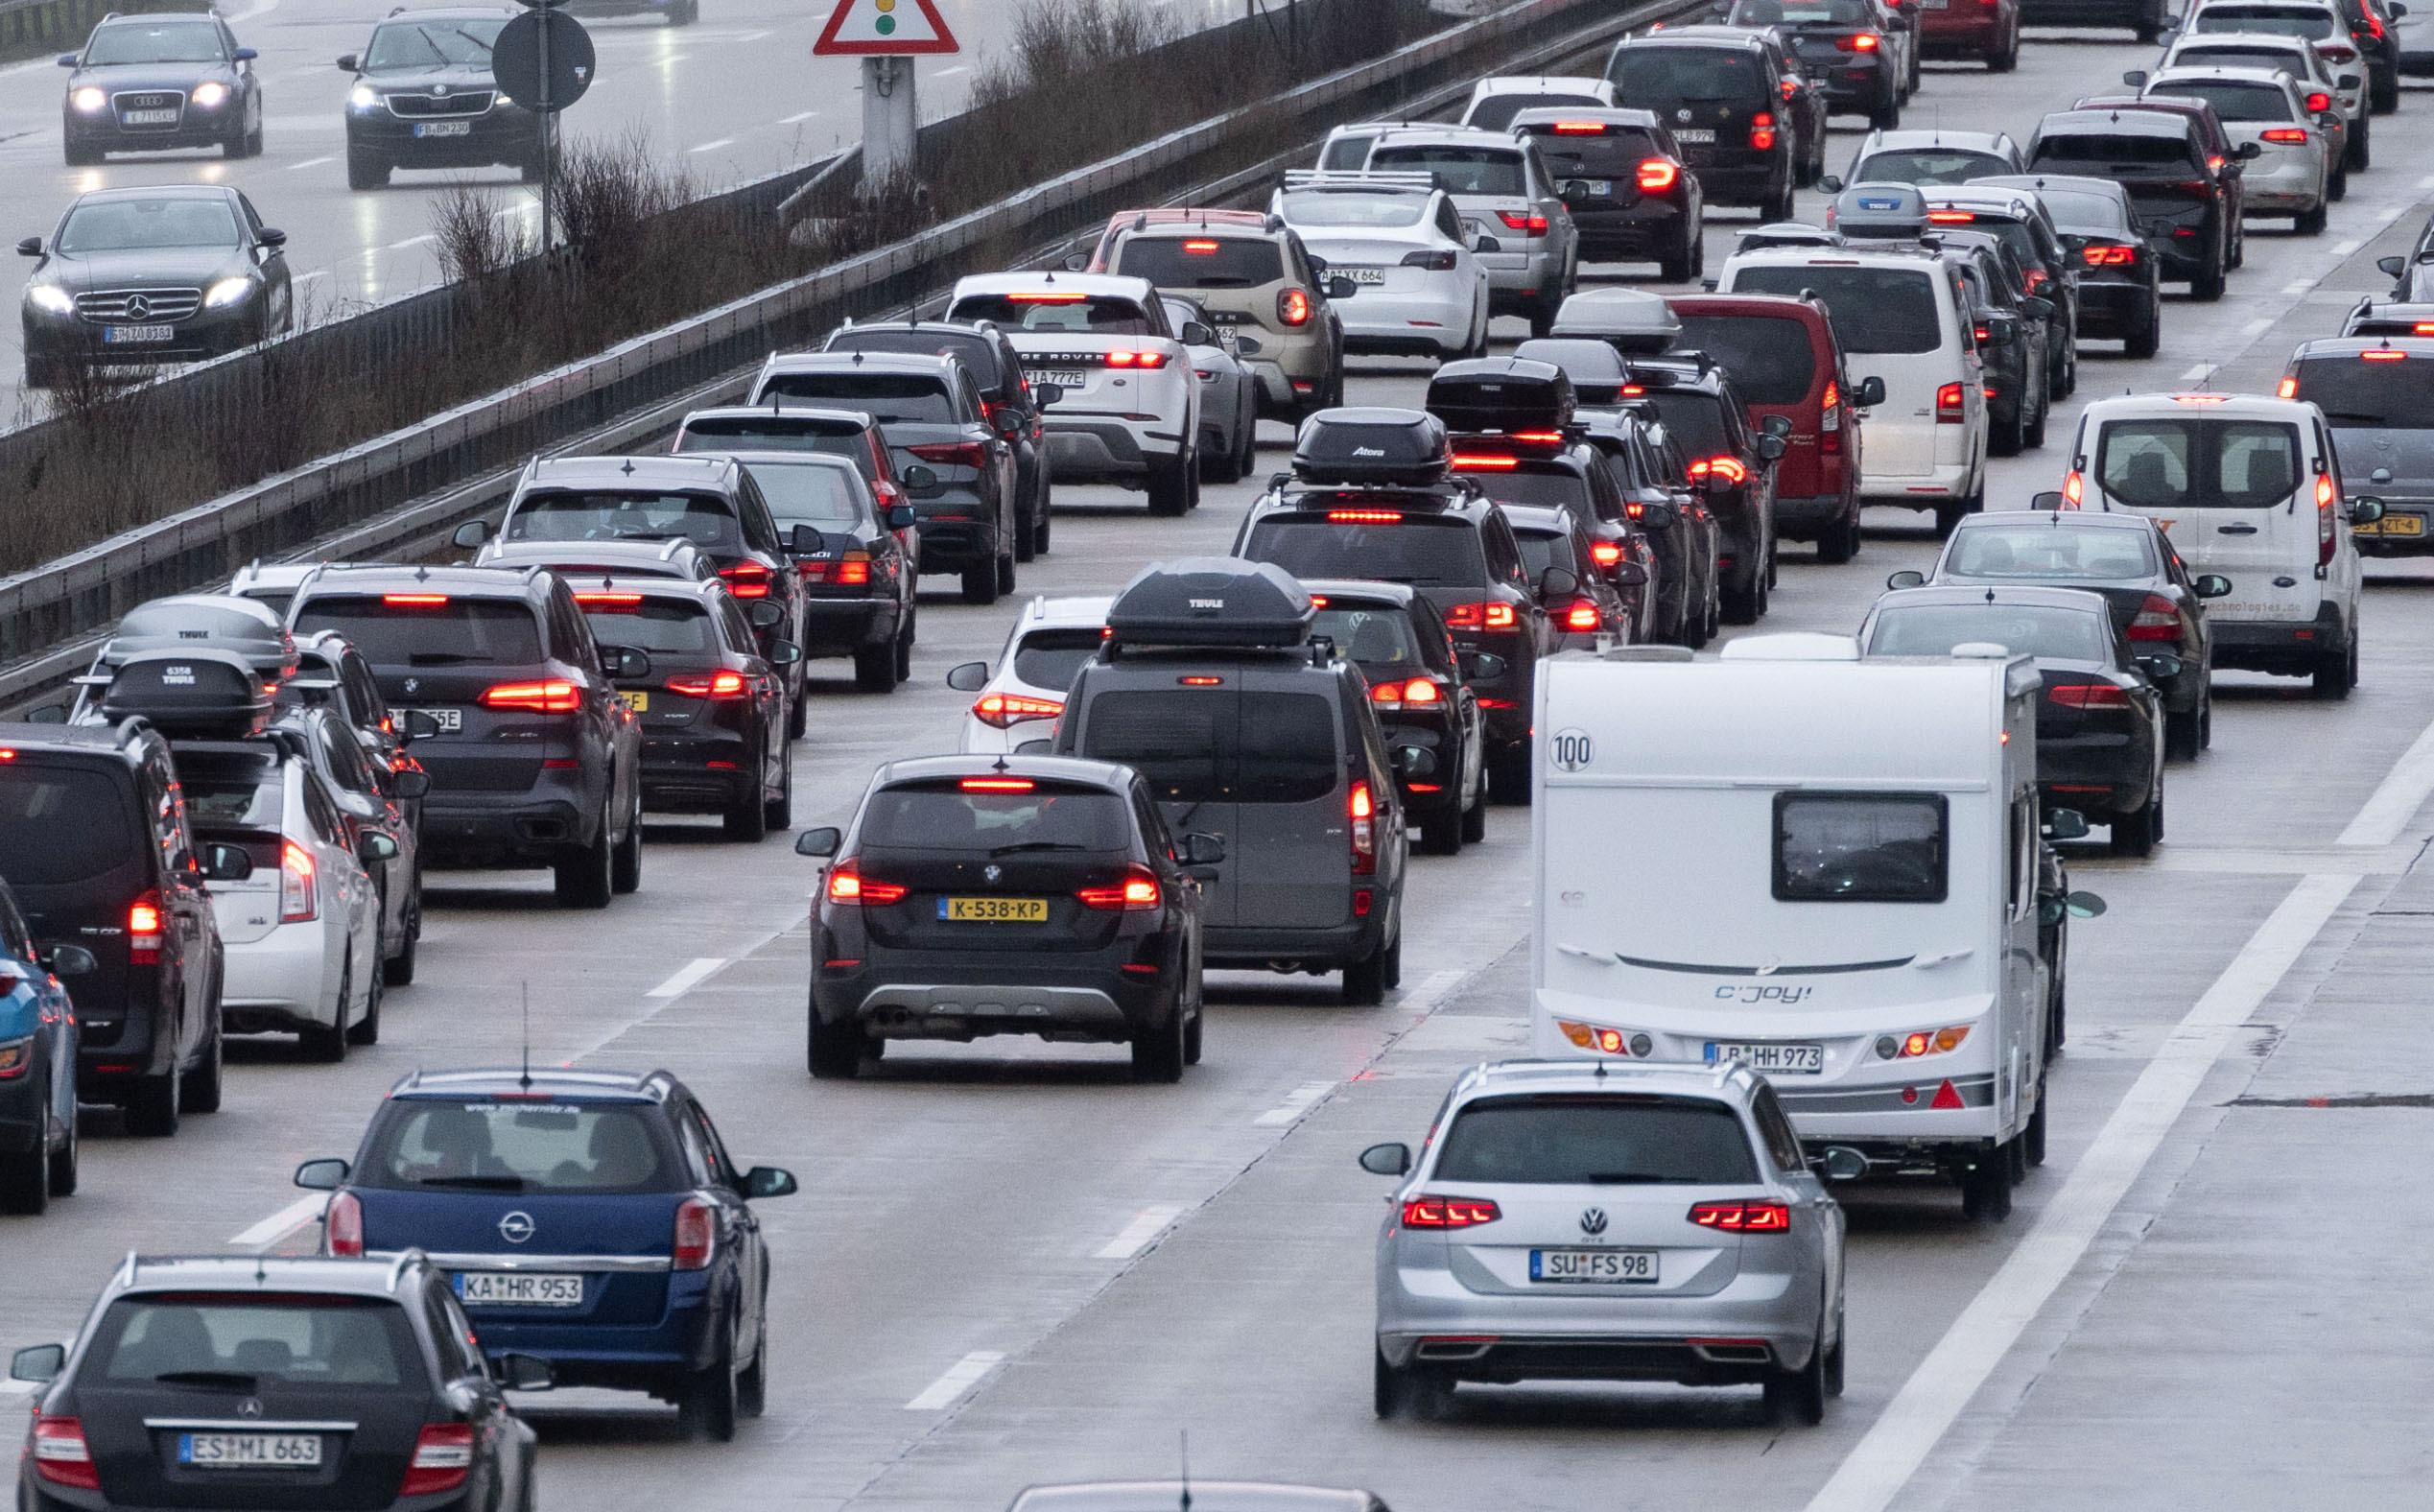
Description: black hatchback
1510,108,1705,280
1302,578,1491,856
1603,30,1798,219
1620,355,1784,624
10,1254,546,1512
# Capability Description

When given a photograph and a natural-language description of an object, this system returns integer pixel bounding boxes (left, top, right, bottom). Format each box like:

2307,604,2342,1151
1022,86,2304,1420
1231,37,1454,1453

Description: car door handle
2216,523,2258,534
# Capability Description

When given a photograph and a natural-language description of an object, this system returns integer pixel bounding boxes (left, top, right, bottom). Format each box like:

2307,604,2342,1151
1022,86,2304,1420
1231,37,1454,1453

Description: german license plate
1675,129,1716,144
1532,1248,1659,1284
414,120,473,138
617,690,650,713
1707,1040,1825,1075
178,1432,322,1469
123,107,178,125
941,896,1049,922
104,324,174,344
2357,513,2424,536
456,1271,583,1307
403,706,462,734
1345,267,1386,285
1030,368,1090,391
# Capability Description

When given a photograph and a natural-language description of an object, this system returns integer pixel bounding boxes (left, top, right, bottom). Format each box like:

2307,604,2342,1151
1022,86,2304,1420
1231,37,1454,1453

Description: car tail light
909,441,989,468
2127,593,2180,642
1927,210,1975,224
400,1424,474,1498
279,841,318,924
717,561,773,600
128,893,163,967
972,692,1063,728
1688,455,1748,484
1278,288,1313,327
2318,471,2340,565
1636,158,1679,191
1007,291,1087,303
32,1416,99,1491
1689,1200,1791,1232
573,592,645,608
2278,374,2301,399
325,1189,365,1257
1562,600,1602,632
2362,347,2409,362
1589,540,1624,568
2319,41,2359,62
1452,453,1520,471
1402,1195,1499,1228
667,671,749,699
825,861,907,907
959,777,1035,793
2021,266,2049,295
1781,76,1799,101
482,679,580,713
673,1195,717,1271
1973,323,1993,344
2063,470,2084,507
1443,602,1518,630
2367,13,2386,38
1349,779,1377,875
1371,675,1444,712
1747,111,1777,152
2306,89,2333,111
382,593,450,606
1181,239,1221,254
1105,348,1172,368
2259,127,2310,143
2082,243,2138,267
1328,508,1405,523
1496,211,1549,235
801,551,873,585
1820,381,1843,454
1078,864,1162,911
1937,382,1966,422
2048,682,2132,708
1836,31,1881,49
1549,121,1608,134
1402,248,1458,271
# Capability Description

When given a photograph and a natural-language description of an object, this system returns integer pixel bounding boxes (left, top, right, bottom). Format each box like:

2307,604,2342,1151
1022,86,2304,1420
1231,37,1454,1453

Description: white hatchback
1272,171,1491,360
945,595,1114,754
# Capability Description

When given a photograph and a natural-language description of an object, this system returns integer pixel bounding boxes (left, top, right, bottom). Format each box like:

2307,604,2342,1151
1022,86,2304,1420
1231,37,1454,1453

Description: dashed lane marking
905,1352,1004,1410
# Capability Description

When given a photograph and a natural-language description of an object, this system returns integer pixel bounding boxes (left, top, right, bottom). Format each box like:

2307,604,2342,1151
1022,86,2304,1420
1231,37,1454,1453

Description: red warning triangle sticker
814,0,959,56
1929,1079,1965,1111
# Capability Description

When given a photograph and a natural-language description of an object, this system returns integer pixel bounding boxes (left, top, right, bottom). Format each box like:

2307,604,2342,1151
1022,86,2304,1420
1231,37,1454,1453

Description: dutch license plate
1345,267,1387,285
414,120,473,138
617,690,650,713
104,324,174,344
123,107,178,125
1675,129,1717,144
179,1432,322,1469
456,1271,583,1307
2357,514,2424,536
404,706,463,734
1532,1248,1659,1285
1030,368,1090,392
1584,179,1613,196
1707,1040,1825,1075
941,896,1049,923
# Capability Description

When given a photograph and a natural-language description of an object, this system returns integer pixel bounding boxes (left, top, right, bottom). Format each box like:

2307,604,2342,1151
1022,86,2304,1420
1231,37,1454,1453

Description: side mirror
1761,413,1795,439
1979,316,2018,346
2393,3,2408,17
1615,559,1650,587
57,54,79,67
1755,434,1788,463
2066,889,2106,918
10,1344,65,1384
1473,233,1503,255
1327,276,1359,300
2031,490,2068,510
497,1354,554,1392
1179,832,1226,866
1818,175,1844,193
293,1157,350,1191
789,523,827,555
1180,319,1215,347
2351,497,2387,526
1359,1142,1412,1177
2044,807,2091,841
451,520,493,550
1886,569,1926,590
900,463,943,499
23,704,66,724
601,646,652,680
990,408,1024,438
1813,1146,1869,1182
1391,744,1439,779
1855,375,1886,407
886,504,917,530
767,640,803,666
1013,739,1052,755
945,660,991,692
201,843,254,883
794,826,842,859
2136,651,2184,681
2020,295,2055,320
15,237,40,258
358,831,401,866
742,1166,799,1200
748,599,785,629
389,768,432,800
2121,68,2149,85
2380,254,2408,279
2194,574,2232,599
337,53,360,72
2234,141,2262,162
1061,250,1091,272
233,46,258,61
399,709,443,742
1459,650,1508,681
1031,382,1065,406
1538,566,1580,599
42,944,96,979
1632,501,1677,530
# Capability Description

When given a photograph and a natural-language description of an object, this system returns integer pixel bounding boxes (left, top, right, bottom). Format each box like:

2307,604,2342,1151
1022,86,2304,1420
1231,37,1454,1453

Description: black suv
0,721,238,1136
11,1254,546,1512
1619,356,1783,623
1603,29,1800,220
338,7,541,190
1511,108,1707,282
2026,109,2228,300
59,11,263,163
288,566,647,908
1302,578,1491,855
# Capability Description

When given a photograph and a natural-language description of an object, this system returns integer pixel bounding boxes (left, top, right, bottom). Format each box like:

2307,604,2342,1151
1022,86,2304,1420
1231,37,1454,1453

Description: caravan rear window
1773,792,1948,904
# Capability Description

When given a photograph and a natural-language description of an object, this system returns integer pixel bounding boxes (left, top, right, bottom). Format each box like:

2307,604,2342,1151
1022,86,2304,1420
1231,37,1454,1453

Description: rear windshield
1512,530,1577,580
573,598,717,654
179,758,283,831
292,597,544,667
1637,391,1731,457
1459,465,1595,513
2190,5,2338,36
1467,92,1605,132
1937,215,2044,273
1775,792,1948,903
1314,604,1424,666
1671,314,1817,405
355,1099,677,1193
1081,690,1339,806
1979,182,2129,233
741,459,868,526
1319,133,1378,171
1278,190,1428,228
1115,237,1286,290
827,331,1004,389
1241,515,1488,587
755,374,957,426
1368,146,1526,198
2153,81,2295,122
87,1296,412,1389
2029,132,2201,171
0,764,138,886
947,294,1153,337
1729,0,1874,21
1866,602,2112,660
1728,265,1941,354
1946,523,2156,579
859,783,1129,853
1433,1095,1760,1185
1609,47,1764,104
1857,150,2013,186
1525,126,1664,180
2095,417,2302,508
2170,45,2304,73
677,418,866,463
1011,628,1106,695
2287,355,2434,427
505,490,741,554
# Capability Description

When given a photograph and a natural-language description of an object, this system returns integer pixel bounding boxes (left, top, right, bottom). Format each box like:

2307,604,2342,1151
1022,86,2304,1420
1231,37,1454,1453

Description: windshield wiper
154,1370,258,1390
414,1174,527,1191
987,840,1088,856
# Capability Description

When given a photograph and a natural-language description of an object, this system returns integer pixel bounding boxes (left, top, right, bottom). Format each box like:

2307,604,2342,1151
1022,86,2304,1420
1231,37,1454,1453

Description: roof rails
385,1249,422,1293
1280,170,1438,194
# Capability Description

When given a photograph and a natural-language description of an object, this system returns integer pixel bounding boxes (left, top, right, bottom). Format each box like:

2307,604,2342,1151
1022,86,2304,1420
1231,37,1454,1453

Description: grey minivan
1052,559,1412,1004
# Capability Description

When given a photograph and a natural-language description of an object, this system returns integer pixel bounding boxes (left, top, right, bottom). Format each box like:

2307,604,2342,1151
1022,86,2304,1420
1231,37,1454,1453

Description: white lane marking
1094,1204,1185,1260
647,957,726,999
735,29,772,41
2175,362,2210,383
2338,708,2434,846
905,1351,1004,1410
780,109,822,124
287,155,333,172
2240,316,2275,338
228,1193,326,1248
2280,277,2314,295
2330,236,2362,258
1253,1080,1335,1126
385,234,435,251
2416,173,2434,192
687,137,736,154
1804,872,2356,1512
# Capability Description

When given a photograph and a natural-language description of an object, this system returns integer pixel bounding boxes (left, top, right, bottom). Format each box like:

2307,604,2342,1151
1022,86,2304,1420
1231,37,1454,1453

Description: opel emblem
125,295,152,320
1580,1207,1609,1237
1676,107,1692,124
237,1398,264,1419
982,863,1003,884
498,1210,535,1244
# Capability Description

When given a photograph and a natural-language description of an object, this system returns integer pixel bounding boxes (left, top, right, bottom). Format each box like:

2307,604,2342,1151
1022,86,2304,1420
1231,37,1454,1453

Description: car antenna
992,752,1010,773
1177,1429,1192,1512
519,983,533,1092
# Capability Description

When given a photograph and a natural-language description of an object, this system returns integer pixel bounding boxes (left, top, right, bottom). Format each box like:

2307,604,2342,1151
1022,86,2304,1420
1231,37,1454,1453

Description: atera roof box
1426,357,1576,436
99,649,273,739
1832,182,1927,240
1548,287,1680,354
1290,408,1450,487
101,594,297,683
1104,558,1315,651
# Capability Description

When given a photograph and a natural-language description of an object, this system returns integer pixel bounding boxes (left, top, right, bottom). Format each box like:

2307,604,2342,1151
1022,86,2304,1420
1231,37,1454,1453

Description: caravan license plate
941,896,1049,923
2356,514,2424,536
1674,128,1716,144
1707,1041,1824,1075
1532,1248,1658,1284
178,1432,322,1469
456,1272,583,1306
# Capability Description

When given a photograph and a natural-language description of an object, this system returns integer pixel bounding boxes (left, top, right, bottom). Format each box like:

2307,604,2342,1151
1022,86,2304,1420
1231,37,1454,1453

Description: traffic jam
6,0,2433,1507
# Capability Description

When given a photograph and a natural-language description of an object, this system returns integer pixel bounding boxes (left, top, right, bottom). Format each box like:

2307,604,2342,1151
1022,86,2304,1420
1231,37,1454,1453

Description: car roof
2149,65,2298,86
372,6,520,20
1618,26,1770,50
1297,578,1421,608
873,753,1137,791
2345,299,2434,325
526,455,744,490
1101,207,1268,228
2169,30,2316,50
0,721,149,759
1918,186,2043,216
1118,219,1283,244
1956,508,2157,533
2078,391,2315,420
94,12,220,26
1009,1483,1380,1512
1510,105,1663,130
106,1255,431,1303
291,564,553,601
954,272,1157,300
390,1066,676,1102
1498,504,1578,533
1450,1056,1765,1103
2036,108,2192,137
684,404,876,429
1014,594,1116,631
2292,336,2434,358
1881,583,2115,612
1861,130,2013,153
71,184,240,207
760,351,963,379
1372,127,1524,153
1474,74,1612,96
481,537,709,568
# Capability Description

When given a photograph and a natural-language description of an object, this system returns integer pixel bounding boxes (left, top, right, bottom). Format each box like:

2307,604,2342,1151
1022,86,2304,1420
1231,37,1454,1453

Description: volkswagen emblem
236,1398,264,1420
125,295,152,321
1579,1207,1609,1237
982,863,1003,884
498,1210,535,1244
1676,107,1692,124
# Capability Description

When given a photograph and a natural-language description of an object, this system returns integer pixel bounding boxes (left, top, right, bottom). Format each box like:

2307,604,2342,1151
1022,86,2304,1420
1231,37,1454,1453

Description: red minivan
1666,293,1873,562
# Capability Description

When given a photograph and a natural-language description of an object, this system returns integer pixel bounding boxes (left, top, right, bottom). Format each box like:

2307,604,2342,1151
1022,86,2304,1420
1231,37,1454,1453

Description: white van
2049,392,2380,697
1715,242,1989,532
1528,637,2065,1219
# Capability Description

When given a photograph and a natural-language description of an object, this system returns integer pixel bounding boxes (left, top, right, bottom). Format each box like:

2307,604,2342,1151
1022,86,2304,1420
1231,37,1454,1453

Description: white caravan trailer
1529,635,2053,1219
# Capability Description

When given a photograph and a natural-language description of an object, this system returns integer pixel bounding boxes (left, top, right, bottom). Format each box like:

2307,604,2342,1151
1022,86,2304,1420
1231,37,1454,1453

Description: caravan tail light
1349,780,1377,876
2047,683,2132,709
279,842,319,923
1936,382,1967,422
1557,1020,1653,1056
128,894,163,967
2128,594,2181,642
1887,1024,1973,1058
1077,865,1162,911
1402,1195,1499,1228
325,1190,365,1256
2318,471,2340,565
1690,1201,1790,1232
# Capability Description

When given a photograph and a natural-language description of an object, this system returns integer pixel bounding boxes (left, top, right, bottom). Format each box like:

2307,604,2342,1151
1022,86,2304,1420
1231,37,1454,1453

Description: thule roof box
99,649,273,739
1831,182,1928,240
1104,558,1315,651
95,594,296,682
1735,222,1841,253
1290,408,1451,487
1549,287,1680,354
1425,357,1576,437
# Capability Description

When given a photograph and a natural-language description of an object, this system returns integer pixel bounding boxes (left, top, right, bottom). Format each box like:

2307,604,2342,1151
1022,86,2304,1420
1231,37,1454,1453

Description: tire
182,1007,223,1114
1490,746,1533,807
1130,1004,1187,1082
349,949,384,1046
1461,785,1489,844
1182,997,1204,1067
47,1095,79,1198
301,958,351,1063
1013,506,1037,562
2330,160,2350,201
1870,97,1899,131
1989,34,2018,72
2025,1081,2048,1169
127,1063,180,1139
896,609,916,682
223,121,248,159
853,643,899,694
1721,566,1762,625
1202,429,1241,485
2125,307,2161,360
2296,201,2328,236
959,559,1001,606
1417,810,1464,856
2109,790,2161,858
737,1317,768,1420
2191,252,2226,302
1990,404,2025,459
1960,1143,2015,1221
677,1327,740,1443
1236,416,1259,484
2165,703,2203,760
763,746,793,834
347,146,390,190
1527,292,1561,341
807,1010,864,1079
1765,179,1798,224
1373,1347,1452,1420
2373,70,2400,115
1660,232,1696,285
1034,491,1053,555
555,803,615,908
245,116,264,157
787,683,809,740
1934,501,1969,538
1763,1322,1829,1426
1824,1311,1846,1397
1146,451,1193,517
2348,111,2370,171
1817,512,1857,565
722,760,769,842
1342,944,1388,1006
996,547,1017,595
611,792,644,894
0,1141,46,1217
2314,637,2356,698
383,892,419,986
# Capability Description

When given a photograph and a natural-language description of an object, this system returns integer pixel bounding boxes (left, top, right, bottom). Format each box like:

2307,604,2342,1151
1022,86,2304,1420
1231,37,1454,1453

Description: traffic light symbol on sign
812,0,959,55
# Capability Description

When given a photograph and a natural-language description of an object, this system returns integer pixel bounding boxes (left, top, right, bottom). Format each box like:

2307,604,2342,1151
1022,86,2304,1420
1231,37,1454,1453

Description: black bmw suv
59,11,263,164
338,7,543,190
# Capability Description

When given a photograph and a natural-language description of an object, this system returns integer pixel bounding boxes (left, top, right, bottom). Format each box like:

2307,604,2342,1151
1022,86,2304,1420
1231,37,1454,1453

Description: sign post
813,0,959,190
496,0,596,251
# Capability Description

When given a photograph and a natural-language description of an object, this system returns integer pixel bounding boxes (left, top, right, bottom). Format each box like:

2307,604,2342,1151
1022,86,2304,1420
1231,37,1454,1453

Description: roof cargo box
1549,287,1680,353
100,649,272,739
1735,222,1841,253
1105,558,1315,650
1512,338,1633,405
1426,357,1577,436
101,594,297,683
1290,408,1451,487
1832,182,1927,240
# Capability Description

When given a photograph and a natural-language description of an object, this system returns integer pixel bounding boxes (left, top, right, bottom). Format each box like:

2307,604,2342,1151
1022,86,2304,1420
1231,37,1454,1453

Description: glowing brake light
2362,347,2409,361
1936,382,1966,422
482,679,580,713
1077,865,1162,910
2318,471,2340,566
2048,682,2133,708
2063,470,2085,507
1636,158,1679,191
382,594,449,606
1687,455,1748,484
1182,239,1221,253
1837,31,1881,49
1402,1195,1499,1228
1550,121,1608,133
1563,600,1602,632
1926,209,1975,223
1104,348,1171,369
1328,508,1405,523
2277,375,2301,398
2260,127,2310,143
1350,779,1377,875
1589,540,1623,567
825,860,907,907
2305,90,2332,111
1496,211,1550,234
128,895,163,967
1278,288,1313,326
1748,110,1777,152
717,561,772,600
1006,292,1086,303
1822,379,1843,453
279,841,318,923
2082,244,2138,267
1689,1200,1790,1232
1443,602,1518,630
666,671,749,699
800,551,873,585
573,592,646,607
958,776,1036,792
1452,453,1520,470
972,692,1062,728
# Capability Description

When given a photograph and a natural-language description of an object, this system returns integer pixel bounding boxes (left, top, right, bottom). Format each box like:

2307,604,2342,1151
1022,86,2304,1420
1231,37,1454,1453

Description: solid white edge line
2337,708,2434,845
646,957,725,999
1094,1204,1185,1261
904,1351,1004,1410
228,1193,327,1248
1804,873,2356,1512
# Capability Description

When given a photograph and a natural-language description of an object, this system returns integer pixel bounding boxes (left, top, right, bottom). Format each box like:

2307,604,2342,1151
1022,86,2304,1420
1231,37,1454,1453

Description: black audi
59,12,263,163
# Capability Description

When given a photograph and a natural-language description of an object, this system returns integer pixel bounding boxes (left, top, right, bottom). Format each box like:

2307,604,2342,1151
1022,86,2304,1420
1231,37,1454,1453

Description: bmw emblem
982,863,1003,884
1676,107,1692,124
498,1210,535,1244
125,295,152,320
403,676,420,695
1580,1207,1609,1237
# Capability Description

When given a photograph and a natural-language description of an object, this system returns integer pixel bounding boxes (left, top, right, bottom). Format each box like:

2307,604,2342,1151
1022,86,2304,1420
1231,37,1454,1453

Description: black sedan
59,11,262,163
1504,503,1639,648
1899,508,2225,758
338,7,543,189
797,755,1217,1082
1973,173,2162,358
1860,584,2168,856
1303,579,1491,856
19,187,292,387
728,451,919,694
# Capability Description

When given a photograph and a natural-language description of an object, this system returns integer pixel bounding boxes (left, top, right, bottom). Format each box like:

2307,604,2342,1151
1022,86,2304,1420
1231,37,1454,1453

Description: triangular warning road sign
814,0,959,56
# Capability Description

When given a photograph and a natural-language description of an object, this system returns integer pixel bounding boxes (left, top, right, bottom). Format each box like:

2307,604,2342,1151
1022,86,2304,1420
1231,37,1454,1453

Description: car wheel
246,116,265,157
1763,1319,1829,1426
1489,745,1533,807
223,119,248,158
182,1000,224,1114
2314,635,2357,698
1182,991,1204,1067
301,957,352,1063
0,1130,46,1216
555,801,616,908
1013,506,1037,562
1146,450,1193,516
996,542,1018,593
737,1314,768,1419
677,1324,740,1443
2191,252,2226,302
1131,1003,1187,1081
1033,489,1053,554
2330,160,2350,201
1824,1306,1846,1397
2297,200,2329,235
1959,1143,2015,1221
959,558,1001,605
350,940,385,1045
2373,70,2400,114
47,1089,79,1198
2165,702,2204,760
63,136,101,168
1461,779,1489,844
1660,230,1697,285
853,642,899,694
611,790,644,892
1721,566,1763,625
1417,808,1464,856
2025,1080,2048,1168
1870,96,1899,130
895,608,916,682
1374,1346,1453,1420
2109,788,2161,858
764,744,794,833
807,1007,864,1079
2023,394,2047,450
723,752,770,841
383,892,419,987
2125,305,2162,359
1341,944,1388,1006
787,683,810,740
2349,111,2371,170
1933,499,1972,538
127,1058,181,1139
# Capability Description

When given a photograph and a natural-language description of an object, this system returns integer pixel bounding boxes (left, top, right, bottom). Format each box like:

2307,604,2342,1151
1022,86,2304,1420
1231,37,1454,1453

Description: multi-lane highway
9,20,2434,1512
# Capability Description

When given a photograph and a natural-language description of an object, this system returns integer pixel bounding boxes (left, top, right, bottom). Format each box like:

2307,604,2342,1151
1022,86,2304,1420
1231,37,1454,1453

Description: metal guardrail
0,0,1683,713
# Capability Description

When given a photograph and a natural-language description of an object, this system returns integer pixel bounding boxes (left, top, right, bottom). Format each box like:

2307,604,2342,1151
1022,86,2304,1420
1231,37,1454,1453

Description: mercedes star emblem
498,1210,535,1244
1579,1207,1609,1237
237,1398,264,1419
982,863,1003,884
125,295,152,321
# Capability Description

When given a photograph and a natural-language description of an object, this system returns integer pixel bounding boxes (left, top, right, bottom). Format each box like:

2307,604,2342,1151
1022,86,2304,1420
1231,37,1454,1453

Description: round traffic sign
493,9,595,114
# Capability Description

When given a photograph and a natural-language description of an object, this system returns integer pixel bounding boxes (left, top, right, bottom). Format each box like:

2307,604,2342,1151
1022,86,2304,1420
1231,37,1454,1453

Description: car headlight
71,86,106,113
191,81,229,108
203,276,254,308
26,286,75,316
350,83,378,110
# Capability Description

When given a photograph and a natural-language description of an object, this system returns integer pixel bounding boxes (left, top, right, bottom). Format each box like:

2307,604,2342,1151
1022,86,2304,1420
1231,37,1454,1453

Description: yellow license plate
2358,514,2424,536
618,691,650,713
941,896,1049,922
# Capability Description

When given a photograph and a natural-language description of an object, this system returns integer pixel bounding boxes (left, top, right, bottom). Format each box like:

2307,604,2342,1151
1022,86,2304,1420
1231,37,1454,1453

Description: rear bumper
909,499,1001,571
1337,288,1475,356
1571,202,1692,261
420,784,598,867
461,1273,721,1388
1683,155,1783,207
2038,729,2155,814
1772,492,1851,535
2074,280,2153,337
798,595,899,652
221,925,340,1033
1377,1267,1817,1384
1041,415,1186,483
813,952,1173,1044
639,728,756,814
2211,607,2344,673
0,1076,48,1154
1920,14,2003,52
1205,917,1382,973
2241,157,2325,211
1859,460,1976,509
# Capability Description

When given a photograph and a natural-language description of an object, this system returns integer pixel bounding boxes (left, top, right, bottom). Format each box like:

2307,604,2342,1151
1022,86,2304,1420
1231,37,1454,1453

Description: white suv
943,273,1200,516
945,595,1114,753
